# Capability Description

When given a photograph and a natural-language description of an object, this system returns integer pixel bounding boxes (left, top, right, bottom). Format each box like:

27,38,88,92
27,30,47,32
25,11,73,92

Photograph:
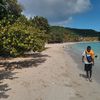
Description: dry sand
0,43,100,100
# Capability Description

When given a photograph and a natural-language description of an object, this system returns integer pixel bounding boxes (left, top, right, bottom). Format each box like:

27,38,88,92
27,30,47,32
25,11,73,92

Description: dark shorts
84,64,92,71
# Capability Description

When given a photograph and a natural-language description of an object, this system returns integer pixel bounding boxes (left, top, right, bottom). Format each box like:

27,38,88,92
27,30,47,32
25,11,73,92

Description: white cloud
18,0,91,25
52,17,73,26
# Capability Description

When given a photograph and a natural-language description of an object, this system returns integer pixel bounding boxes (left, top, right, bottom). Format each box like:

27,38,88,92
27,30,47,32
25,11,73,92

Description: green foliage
0,0,8,19
32,16,50,34
0,0,100,57
48,26,100,43
48,26,79,43
0,0,22,21
48,33,64,43
0,0,46,57
0,17,46,57
64,33,79,42
65,27,100,37
7,0,22,16
48,26,65,43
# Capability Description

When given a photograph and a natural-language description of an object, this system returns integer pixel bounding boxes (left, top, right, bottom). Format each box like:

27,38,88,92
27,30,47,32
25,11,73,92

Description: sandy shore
0,43,100,100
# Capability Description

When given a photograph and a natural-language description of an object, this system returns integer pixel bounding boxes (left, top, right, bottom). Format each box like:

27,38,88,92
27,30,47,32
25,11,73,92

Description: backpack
85,51,92,62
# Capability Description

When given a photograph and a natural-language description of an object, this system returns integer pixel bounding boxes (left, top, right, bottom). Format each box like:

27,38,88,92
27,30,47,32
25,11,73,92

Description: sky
18,0,100,31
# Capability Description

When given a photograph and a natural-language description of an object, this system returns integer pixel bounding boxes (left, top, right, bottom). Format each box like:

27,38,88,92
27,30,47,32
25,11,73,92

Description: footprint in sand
75,93,83,98
35,97,42,100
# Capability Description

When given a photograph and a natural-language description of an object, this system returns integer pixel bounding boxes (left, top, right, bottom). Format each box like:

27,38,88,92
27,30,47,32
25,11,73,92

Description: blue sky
18,0,100,31
67,0,100,31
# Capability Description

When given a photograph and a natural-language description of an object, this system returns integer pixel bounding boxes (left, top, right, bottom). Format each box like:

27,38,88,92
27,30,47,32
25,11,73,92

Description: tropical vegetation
0,0,100,57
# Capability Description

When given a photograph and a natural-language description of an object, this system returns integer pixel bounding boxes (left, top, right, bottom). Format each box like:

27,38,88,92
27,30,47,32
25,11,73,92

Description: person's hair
87,46,91,50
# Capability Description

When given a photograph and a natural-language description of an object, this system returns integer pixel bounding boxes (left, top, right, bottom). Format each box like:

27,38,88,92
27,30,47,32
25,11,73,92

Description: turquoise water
71,42,100,63
68,42,100,83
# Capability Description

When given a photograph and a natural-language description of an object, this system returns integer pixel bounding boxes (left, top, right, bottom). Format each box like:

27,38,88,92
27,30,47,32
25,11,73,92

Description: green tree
0,1,47,57
0,19,46,57
0,0,8,19
0,0,22,23
7,0,22,17
32,16,50,34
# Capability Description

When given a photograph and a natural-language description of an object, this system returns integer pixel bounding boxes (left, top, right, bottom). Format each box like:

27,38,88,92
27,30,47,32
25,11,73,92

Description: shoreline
64,42,100,84
63,43,100,100
0,43,100,100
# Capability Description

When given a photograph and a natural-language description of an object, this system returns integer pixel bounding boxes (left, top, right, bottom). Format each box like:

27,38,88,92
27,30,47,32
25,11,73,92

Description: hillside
49,26,100,43
65,27,100,37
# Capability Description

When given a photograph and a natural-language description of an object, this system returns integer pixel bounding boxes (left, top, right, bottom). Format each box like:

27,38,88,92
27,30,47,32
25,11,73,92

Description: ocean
65,42,100,83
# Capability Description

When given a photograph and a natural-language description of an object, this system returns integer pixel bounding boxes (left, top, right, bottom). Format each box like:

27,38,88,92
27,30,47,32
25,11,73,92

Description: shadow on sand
0,53,50,70
0,83,11,98
79,73,87,79
0,70,18,99
0,52,50,99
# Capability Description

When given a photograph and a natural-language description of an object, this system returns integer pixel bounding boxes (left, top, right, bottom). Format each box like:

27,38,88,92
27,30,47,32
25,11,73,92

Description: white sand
0,43,100,100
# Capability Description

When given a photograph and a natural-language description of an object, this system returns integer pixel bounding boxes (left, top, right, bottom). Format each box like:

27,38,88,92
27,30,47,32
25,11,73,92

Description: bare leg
89,70,92,82
90,70,92,78
86,71,89,78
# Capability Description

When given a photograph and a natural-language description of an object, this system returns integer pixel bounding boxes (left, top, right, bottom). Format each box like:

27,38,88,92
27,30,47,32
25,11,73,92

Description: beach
0,43,100,100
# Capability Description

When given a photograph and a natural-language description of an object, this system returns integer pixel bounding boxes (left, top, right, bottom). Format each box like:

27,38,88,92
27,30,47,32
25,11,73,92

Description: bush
0,19,46,57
